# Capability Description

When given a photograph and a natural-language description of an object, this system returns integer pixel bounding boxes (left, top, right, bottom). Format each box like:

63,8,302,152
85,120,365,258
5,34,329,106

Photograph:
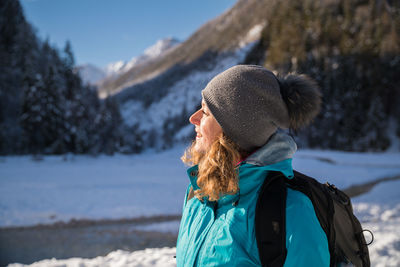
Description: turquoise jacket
176,132,330,266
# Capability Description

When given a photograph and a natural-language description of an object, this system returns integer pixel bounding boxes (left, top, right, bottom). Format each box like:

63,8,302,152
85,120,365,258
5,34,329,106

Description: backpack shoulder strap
288,170,336,266
255,170,287,267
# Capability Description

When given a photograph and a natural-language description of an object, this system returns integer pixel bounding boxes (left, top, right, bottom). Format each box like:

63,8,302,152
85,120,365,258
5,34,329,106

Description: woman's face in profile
189,100,222,152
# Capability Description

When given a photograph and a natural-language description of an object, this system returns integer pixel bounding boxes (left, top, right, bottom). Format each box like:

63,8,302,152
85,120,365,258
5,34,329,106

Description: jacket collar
244,131,297,167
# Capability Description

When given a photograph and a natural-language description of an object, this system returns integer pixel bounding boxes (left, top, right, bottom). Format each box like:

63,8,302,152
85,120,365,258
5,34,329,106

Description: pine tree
20,74,46,154
63,40,75,68
0,0,40,154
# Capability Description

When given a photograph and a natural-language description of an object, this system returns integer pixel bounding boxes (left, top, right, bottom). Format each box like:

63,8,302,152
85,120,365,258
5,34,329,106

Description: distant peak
101,37,181,78
104,60,125,74
143,37,181,58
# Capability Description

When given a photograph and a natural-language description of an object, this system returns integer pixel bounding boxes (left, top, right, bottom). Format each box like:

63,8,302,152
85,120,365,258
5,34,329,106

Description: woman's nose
189,110,201,125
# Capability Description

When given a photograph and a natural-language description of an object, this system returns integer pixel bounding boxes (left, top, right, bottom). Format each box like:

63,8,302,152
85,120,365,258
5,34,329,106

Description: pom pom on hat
278,74,322,130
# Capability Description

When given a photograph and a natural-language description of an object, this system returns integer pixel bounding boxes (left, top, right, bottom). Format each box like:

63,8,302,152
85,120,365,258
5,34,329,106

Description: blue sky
20,0,236,67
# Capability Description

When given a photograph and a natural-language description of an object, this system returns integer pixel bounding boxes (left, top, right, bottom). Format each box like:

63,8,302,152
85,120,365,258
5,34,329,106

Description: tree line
0,0,143,155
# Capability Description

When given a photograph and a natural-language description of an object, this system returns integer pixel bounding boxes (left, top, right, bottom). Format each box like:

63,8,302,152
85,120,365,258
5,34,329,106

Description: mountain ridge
76,37,181,91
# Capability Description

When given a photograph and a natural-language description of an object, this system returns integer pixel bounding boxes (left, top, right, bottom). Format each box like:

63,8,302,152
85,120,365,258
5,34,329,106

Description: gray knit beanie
202,65,321,152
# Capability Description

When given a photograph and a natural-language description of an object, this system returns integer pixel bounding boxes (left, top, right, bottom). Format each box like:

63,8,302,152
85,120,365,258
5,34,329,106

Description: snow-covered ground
2,147,400,266
8,248,177,267
353,180,400,267
0,147,188,227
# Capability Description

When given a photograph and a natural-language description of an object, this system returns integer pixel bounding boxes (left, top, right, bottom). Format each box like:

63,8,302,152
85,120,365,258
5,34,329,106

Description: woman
176,65,329,266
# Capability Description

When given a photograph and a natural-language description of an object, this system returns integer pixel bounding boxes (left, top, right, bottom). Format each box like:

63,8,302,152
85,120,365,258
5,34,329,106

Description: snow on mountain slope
142,38,181,62
103,60,126,76
105,37,181,78
120,41,257,148
77,38,180,86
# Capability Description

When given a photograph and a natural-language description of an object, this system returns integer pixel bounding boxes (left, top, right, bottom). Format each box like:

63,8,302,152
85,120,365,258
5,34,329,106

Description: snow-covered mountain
77,37,180,86
104,37,181,78
103,60,125,76
98,0,268,97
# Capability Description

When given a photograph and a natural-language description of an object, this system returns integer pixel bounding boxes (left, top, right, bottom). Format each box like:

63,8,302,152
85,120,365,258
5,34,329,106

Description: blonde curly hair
181,134,249,201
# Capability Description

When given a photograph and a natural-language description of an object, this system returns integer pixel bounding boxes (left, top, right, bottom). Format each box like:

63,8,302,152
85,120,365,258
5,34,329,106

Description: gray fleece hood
244,132,297,166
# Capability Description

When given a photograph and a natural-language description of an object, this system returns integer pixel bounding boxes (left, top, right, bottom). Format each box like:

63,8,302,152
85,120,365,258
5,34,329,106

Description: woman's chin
193,141,207,154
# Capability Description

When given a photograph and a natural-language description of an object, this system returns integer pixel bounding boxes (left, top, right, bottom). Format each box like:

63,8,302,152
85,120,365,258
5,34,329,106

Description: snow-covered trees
0,0,143,155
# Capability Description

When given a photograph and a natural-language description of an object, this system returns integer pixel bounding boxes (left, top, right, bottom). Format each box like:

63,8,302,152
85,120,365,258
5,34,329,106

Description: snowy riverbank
1,147,400,266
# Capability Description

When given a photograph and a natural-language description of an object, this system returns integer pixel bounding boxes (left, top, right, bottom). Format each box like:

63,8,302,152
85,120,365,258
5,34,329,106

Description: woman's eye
202,110,208,116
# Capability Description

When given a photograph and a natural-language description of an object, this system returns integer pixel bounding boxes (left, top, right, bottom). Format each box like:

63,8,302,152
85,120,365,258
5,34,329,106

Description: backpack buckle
326,182,337,191
326,182,349,205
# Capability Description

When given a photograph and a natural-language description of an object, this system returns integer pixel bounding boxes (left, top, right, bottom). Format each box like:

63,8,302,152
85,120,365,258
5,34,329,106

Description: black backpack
255,170,372,267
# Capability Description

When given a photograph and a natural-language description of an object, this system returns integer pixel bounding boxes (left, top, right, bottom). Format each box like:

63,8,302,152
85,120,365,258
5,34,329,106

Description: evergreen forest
245,0,400,151
0,0,142,155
